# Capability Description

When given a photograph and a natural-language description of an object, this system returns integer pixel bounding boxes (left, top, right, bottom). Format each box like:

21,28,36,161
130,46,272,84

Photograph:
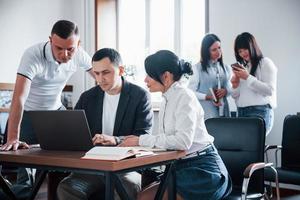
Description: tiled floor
271,187,300,200
34,184,300,200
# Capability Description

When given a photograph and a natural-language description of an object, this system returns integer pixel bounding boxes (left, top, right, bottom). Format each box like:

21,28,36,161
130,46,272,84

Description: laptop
28,110,94,151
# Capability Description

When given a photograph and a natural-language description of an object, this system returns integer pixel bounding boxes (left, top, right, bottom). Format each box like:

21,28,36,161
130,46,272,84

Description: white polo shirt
17,42,92,110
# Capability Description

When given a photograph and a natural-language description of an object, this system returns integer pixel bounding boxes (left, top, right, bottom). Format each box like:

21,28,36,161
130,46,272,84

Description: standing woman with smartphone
231,32,277,135
188,33,232,119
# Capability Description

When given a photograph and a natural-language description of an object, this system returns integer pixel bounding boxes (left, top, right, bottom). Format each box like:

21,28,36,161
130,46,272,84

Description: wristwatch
114,136,125,145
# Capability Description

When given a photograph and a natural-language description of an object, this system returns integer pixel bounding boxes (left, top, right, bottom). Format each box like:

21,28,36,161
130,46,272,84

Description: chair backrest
205,117,266,194
281,115,300,170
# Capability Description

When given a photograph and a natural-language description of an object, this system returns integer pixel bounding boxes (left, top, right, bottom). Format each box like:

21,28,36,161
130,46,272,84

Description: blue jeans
237,104,274,135
175,145,232,200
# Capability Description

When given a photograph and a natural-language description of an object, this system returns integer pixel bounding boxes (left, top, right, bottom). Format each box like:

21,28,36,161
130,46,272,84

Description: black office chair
205,117,279,200
265,114,300,188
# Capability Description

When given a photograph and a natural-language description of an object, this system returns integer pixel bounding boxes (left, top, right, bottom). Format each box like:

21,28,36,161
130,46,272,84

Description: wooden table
0,148,185,200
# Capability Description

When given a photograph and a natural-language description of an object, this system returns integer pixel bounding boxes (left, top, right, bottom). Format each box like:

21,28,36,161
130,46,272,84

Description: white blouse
139,82,214,154
231,57,277,108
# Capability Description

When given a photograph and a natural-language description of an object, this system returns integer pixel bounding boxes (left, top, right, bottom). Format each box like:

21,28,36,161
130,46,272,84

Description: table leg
105,172,114,200
47,171,69,200
112,174,131,200
168,167,176,200
155,163,175,200
28,170,47,200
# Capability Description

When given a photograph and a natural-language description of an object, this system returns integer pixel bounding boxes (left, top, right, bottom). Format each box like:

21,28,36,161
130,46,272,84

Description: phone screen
231,63,244,70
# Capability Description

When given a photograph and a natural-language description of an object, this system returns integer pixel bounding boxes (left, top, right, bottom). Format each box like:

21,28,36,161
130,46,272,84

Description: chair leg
269,166,280,200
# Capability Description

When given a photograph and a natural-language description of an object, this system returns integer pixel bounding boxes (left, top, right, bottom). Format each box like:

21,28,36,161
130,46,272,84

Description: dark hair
145,50,193,84
200,33,224,73
51,20,79,39
234,32,263,76
92,48,122,66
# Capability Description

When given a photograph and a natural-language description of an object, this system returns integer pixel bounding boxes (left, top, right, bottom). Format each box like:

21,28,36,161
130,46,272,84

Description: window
96,0,206,103
181,0,206,63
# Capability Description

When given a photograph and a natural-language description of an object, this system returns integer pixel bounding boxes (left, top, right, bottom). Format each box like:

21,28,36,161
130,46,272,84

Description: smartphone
231,62,245,70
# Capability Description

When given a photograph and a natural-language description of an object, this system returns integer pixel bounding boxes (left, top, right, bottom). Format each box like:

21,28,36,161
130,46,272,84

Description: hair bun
179,59,193,76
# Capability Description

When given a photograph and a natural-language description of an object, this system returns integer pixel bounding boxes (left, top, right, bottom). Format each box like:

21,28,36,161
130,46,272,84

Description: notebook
28,110,93,151
81,146,156,161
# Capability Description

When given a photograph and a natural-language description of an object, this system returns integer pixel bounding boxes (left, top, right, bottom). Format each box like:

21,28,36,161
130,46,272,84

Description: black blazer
75,78,153,137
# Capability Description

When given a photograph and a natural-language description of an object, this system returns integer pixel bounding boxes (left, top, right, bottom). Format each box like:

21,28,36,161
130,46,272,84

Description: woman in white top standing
188,33,232,119
121,50,231,199
231,32,277,135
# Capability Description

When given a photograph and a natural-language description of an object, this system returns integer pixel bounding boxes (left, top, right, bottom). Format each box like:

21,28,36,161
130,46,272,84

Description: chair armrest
241,162,280,200
243,162,273,178
265,145,282,152
264,145,282,167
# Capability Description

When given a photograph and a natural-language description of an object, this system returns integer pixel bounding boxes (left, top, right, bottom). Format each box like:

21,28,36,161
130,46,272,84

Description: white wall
1,0,300,161
209,0,300,189
209,0,300,145
0,0,95,105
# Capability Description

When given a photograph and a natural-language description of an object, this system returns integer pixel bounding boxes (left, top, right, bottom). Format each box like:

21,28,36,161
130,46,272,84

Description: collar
209,60,218,65
43,42,60,65
162,82,181,101
120,76,130,94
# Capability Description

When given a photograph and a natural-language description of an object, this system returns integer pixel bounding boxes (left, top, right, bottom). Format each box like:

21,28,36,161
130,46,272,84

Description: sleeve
231,87,240,99
132,90,153,136
139,94,196,150
77,47,92,71
17,47,40,80
188,64,206,100
246,58,277,97
224,64,233,96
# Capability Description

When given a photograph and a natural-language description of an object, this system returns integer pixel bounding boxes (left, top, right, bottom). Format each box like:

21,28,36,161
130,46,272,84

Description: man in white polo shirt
0,20,95,198
2,19,94,150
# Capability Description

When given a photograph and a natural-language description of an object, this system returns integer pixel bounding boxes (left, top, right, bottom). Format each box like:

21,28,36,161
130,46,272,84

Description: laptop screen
28,110,93,151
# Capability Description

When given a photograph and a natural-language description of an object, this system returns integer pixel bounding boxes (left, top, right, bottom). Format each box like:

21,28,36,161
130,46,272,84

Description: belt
239,104,271,109
181,144,213,160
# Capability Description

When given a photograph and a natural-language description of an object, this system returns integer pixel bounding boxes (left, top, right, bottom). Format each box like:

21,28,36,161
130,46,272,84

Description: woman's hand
212,101,222,107
232,67,249,80
206,94,222,107
118,135,139,147
231,74,240,88
205,95,213,101
214,88,227,99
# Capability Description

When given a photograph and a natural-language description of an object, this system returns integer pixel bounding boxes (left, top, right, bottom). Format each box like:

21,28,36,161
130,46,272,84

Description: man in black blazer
57,48,153,200
75,69,152,145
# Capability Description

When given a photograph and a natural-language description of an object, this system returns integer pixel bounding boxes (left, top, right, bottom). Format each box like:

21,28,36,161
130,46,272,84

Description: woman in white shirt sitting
121,50,232,200
231,32,277,135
